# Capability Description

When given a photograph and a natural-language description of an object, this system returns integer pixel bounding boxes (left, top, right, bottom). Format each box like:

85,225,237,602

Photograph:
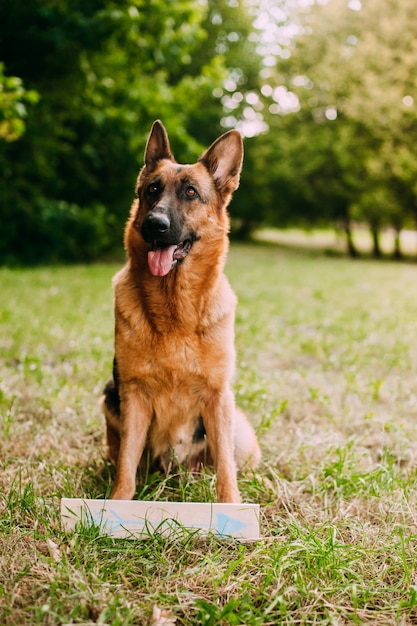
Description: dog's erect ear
144,120,174,166
199,130,243,193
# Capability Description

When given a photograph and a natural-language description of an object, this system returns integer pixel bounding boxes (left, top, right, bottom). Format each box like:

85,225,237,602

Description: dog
101,120,261,503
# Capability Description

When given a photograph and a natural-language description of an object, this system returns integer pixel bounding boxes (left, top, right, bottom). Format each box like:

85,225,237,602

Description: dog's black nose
141,213,170,242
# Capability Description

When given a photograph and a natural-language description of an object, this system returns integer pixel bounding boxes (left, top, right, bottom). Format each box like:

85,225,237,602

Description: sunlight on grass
1,245,417,624
255,226,417,257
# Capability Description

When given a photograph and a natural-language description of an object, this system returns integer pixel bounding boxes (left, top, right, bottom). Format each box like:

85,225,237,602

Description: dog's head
127,120,243,277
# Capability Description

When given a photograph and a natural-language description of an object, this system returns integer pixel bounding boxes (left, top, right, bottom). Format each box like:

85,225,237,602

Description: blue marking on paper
216,513,246,536
90,508,146,534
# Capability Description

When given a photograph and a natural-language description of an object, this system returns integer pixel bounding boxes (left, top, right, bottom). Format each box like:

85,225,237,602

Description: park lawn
255,226,417,257
1,242,417,625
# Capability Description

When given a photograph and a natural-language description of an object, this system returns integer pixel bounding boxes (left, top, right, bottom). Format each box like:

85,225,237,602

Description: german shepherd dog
101,120,261,503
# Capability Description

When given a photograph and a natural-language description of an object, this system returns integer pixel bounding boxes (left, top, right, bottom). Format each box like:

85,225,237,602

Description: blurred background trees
0,0,416,263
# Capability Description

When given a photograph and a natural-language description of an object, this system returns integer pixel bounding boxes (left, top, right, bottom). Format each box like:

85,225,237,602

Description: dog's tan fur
101,120,260,503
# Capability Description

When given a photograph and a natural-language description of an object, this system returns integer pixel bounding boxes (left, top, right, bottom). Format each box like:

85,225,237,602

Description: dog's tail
234,408,262,470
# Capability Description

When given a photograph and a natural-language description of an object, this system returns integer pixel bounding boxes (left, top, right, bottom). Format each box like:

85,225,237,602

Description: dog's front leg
110,389,151,500
202,388,241,503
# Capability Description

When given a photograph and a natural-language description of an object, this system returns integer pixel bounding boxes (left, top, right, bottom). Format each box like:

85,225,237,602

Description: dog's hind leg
99,358,122,464
100,379,122,466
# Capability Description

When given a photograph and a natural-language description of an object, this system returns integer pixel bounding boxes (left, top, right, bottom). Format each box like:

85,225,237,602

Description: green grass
1,243,417,624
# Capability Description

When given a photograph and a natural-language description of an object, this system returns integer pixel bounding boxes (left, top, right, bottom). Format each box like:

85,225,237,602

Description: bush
0,198,122,265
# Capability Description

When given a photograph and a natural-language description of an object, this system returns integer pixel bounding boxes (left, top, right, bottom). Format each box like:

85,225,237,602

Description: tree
256,0,417,257
0,0,230,263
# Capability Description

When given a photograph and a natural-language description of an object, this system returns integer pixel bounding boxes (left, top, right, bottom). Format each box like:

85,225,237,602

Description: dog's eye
185,186,198,198
148,183,160,194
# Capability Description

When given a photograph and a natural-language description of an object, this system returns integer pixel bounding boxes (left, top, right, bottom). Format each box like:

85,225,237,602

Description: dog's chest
135,327,229,385
114,268,236,388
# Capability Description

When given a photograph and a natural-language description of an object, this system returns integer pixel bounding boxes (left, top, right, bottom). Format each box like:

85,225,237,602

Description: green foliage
1,0,417,261
0,63,39,141
255,0,417,254
0,0,244,264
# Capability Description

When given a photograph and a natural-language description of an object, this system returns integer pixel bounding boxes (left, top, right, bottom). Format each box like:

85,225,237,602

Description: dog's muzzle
141,212,195,277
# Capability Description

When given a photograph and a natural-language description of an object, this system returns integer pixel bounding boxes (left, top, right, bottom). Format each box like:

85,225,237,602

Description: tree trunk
343,219,358,258
393,228,402,260
231,218,255,241
370,225,381,258
415,214,417,260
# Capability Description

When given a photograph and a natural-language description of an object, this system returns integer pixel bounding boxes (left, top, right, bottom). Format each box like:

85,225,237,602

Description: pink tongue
148,245,177,276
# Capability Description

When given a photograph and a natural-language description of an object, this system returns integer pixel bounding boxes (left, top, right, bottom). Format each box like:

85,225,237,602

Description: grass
1,241,417,624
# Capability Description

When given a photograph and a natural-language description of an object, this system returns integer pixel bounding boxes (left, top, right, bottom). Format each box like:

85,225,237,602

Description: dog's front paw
216,483,241,504
110,477,136,500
